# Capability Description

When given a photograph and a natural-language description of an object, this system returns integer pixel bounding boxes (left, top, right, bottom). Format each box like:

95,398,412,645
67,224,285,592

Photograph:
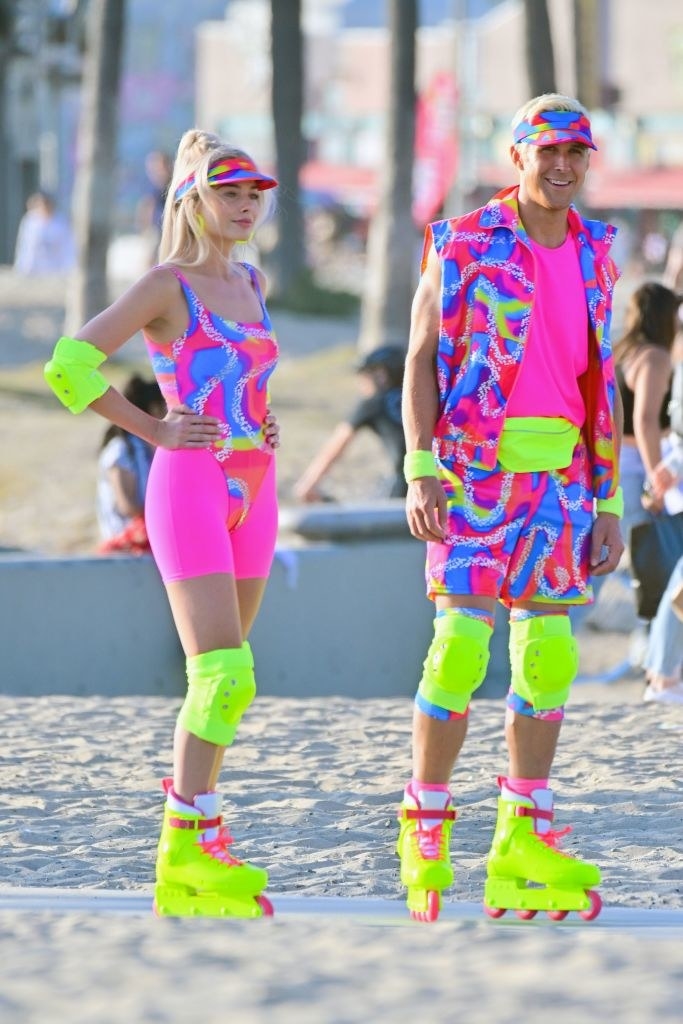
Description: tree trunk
0,1,15,262
358,0,417,355
270,0,306,298
573,0,600,109
65,0,125,333
523,0,556,97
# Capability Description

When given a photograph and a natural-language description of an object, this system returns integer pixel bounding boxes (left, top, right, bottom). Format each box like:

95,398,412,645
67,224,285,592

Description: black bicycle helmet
354,345,406,373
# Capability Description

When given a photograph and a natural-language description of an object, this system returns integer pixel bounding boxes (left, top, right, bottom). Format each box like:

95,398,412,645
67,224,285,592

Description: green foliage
269,269,359,317
0,1,14,41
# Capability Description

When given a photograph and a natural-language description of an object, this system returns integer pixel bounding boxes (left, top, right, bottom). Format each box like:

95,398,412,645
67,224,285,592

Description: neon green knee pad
418,612,493,715
178,643,256,747
44,336,110,414
509,615,578,711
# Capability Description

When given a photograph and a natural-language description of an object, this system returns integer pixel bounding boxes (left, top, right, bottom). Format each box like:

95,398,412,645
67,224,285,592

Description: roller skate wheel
547,909,569,921
409,890,440,923
483,905,506,919
515,908,537,920
578,889,602,921
256,894,274,917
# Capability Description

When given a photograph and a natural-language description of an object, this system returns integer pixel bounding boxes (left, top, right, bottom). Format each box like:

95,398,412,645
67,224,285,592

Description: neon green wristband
404,449,438,482
596,485,624,519
44,336,109,414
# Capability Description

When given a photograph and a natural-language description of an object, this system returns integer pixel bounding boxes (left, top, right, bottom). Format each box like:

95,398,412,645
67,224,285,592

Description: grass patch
269,270,360,317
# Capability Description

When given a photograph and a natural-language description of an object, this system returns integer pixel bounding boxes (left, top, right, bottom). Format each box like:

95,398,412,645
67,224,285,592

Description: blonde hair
158,129,274,267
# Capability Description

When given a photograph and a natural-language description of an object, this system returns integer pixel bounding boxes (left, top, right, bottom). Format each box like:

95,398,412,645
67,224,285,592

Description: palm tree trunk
523,0,556,97
358,0,417,355
270,0,306,298
65,0,126,333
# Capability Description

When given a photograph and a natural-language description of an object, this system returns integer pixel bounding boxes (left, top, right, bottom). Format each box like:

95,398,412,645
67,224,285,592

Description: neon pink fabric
423,185,620,500
144,265,278,532
143,264,279,583
145,450,277,583
507,236,588,423
504,777,549,797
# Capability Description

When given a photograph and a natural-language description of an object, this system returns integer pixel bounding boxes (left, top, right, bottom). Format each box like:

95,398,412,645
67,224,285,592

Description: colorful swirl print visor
175,157,278,202
513,109,597,150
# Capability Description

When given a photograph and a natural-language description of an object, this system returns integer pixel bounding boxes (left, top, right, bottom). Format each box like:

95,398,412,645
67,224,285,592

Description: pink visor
175,156,278,202
513,109,597,150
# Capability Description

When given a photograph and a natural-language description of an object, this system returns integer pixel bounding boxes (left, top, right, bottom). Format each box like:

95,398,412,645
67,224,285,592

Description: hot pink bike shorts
145,448,278,583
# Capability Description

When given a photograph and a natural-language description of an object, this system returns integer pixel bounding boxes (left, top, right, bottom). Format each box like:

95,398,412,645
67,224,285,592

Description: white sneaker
643,683,683,705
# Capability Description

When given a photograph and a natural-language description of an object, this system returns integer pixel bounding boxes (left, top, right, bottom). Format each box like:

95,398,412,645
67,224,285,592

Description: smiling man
396,94,624,922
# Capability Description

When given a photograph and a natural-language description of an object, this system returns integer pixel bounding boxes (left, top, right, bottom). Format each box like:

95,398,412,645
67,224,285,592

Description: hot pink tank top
507,235,588,426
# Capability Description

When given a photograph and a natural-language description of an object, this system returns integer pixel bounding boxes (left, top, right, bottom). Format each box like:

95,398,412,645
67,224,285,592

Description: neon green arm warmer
596,485,624,519
44,336,110,414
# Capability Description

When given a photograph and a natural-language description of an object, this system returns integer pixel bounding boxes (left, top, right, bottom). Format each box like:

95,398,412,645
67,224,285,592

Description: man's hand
406,477,448,541
589,512,625,576
264,408,280,449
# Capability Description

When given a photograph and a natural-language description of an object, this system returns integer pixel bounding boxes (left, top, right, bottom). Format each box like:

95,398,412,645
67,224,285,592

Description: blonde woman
45,131,280,917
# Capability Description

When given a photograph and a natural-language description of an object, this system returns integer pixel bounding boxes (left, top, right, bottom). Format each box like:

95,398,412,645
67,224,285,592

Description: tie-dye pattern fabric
512,109,596,149
423,185,620,503
144,265,277,529
427,436,594,605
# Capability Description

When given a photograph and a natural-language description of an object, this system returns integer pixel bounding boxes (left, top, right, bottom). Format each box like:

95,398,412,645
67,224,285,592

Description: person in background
44,130,280,918
663,219,683,293
13,191,76,275
398,93,624,923
613,282,681,539
640,432,683,705
135,150,173,268
572,283,682,649
293,344,407,502
96,374,165,555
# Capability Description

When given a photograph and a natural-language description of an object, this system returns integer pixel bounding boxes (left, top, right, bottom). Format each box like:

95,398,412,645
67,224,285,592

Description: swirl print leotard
143,264,279,584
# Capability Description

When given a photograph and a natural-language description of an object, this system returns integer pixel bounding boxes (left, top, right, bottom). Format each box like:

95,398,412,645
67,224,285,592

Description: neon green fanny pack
497,417,580,473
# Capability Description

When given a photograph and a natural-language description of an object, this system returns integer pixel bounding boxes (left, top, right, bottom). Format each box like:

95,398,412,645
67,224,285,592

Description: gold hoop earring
195,213,205,237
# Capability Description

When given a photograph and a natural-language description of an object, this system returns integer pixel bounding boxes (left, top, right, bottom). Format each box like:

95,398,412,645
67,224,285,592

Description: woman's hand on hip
157,405,222,449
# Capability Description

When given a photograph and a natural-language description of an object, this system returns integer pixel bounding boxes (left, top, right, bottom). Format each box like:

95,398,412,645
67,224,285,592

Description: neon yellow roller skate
396,786,456,922
483,780,602,922
154,779,273,918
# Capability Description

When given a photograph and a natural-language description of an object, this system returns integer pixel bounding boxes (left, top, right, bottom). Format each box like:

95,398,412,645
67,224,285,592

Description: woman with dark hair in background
613,281,681,538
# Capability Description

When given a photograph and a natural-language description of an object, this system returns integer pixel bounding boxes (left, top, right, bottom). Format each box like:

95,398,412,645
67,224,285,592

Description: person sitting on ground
96,374,165,554
293,344,407,502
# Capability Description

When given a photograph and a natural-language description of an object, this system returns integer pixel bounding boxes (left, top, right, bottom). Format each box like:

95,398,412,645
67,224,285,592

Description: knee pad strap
509,615,577,711
418,612,493,715
179,643,256,747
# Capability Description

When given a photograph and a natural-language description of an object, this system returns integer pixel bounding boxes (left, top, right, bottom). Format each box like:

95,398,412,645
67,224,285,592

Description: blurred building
2,0,682,263
0,0,228,261
195,0,683,238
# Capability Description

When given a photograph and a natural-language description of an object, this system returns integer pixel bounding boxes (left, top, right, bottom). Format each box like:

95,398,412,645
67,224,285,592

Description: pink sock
504,776,548,797
406,779,451,813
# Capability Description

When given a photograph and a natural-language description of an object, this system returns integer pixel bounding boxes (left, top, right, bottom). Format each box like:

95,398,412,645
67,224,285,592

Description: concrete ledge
278,499,410,541
0,542,510,699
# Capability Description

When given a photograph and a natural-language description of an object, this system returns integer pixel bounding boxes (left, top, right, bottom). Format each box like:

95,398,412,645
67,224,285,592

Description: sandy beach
1,268,682,1021
0,686,682,1023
